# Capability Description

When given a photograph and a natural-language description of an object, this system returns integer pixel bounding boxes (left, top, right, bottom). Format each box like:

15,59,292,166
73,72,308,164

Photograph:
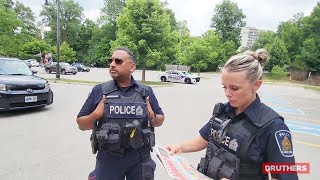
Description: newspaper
153,145,213,180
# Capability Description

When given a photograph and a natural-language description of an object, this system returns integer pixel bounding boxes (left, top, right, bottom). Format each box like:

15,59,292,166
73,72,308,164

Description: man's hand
91,95,106,120
146,96,155,119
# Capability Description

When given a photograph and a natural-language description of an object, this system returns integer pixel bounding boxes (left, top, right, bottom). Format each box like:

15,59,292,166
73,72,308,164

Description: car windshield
181,71,190,75
0,60,32,75
60,62,70,66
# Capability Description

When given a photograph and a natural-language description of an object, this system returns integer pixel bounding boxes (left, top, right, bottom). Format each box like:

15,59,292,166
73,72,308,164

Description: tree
211,0,246,47
0,0,21,57
265,37,290,72
251,31,276,50
271,65,288,81
40,0,84,49
183,38,210,74
296,38,320,73
112,0,178,82
277,14,304,63
14,1,40,39
20,39,51,60
100,0,126,25
51,42,76,63
73,19,98,62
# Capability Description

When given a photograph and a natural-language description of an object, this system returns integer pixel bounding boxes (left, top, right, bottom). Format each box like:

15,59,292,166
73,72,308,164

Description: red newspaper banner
262,163,310,174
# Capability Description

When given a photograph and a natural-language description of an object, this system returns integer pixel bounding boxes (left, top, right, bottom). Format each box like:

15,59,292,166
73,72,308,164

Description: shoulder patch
275,130,294,157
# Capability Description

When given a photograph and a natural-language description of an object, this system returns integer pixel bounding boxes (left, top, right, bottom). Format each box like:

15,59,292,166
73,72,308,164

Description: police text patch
275,130,294,157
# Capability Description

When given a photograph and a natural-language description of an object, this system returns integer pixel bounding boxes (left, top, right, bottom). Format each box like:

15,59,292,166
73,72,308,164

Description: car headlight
0,84,7,91
44,83,51,90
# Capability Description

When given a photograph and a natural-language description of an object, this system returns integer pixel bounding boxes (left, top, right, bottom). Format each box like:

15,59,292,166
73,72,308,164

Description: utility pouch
91,121,99,154
207,148,240,180
218,165,236,180
197,157,208,174
141,161,155,180
97,122,121,151
129,120,144,149
142,129,155,151
207,156,223,179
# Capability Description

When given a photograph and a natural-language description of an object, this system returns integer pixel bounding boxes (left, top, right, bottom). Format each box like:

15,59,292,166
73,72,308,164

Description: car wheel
61,69,66,75
161,76,167,82
185,78,191,84
45,68,51,74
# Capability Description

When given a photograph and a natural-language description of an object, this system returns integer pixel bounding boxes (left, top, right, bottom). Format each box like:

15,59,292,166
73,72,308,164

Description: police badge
136,106,143,116
229,138,238,152
275,130,294,157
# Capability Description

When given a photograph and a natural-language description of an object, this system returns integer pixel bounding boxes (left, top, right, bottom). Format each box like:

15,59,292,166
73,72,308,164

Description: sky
22,0,319,36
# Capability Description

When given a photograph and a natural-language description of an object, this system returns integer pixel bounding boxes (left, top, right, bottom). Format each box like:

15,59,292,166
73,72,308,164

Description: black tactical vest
202,103,283,180
96,80,150,156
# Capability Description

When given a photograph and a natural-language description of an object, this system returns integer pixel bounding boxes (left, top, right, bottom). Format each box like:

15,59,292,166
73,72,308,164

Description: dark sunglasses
106,58,124,65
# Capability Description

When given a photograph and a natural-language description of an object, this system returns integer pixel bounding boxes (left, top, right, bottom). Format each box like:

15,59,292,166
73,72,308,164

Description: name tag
106,102,147,119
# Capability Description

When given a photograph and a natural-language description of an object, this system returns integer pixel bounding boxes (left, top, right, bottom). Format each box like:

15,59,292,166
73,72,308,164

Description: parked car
158,70,200,84
44,62,78,75
23,60,32,68
24,59,40,67
0,57,53,111
71,62,90,72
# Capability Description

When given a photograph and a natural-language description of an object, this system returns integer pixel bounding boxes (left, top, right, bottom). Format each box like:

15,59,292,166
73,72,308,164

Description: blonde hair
223,49,269,82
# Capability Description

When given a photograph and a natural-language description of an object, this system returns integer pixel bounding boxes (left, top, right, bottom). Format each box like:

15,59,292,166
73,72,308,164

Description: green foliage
0,0,22,57
40,0,84,49
100,0,126,25
14,2,40,39
251,31,276,50
210,0,246,47
20,39,51,59
59,42,76,63
271,65,288,81
296,38,320,72
265,37,290,72
277,14,304,62
112,0,178,81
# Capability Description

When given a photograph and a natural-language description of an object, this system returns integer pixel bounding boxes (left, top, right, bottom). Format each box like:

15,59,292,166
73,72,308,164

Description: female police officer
165,49,298,180
77,47,165,180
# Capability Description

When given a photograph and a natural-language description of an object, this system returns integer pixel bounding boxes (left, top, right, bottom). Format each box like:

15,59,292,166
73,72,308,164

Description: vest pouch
218,164,236,180
207,156,223,179
99,122,121,151
129,120,144,149
142,129,155,148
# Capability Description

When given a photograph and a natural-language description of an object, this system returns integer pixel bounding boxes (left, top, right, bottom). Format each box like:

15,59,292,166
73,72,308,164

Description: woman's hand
165,144,182,155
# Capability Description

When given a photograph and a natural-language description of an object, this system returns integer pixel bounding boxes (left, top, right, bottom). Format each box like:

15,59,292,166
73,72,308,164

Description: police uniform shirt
77,77,164,119
199,96,298,180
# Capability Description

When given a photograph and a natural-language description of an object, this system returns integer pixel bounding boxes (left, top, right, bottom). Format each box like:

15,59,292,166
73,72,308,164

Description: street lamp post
45,0,60,80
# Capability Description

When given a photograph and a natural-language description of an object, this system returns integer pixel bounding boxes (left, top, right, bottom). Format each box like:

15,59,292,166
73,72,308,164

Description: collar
225,95,262,122
113,76,137,88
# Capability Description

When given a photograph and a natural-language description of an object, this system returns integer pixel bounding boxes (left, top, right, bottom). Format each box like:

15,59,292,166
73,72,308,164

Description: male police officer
76,47,165,180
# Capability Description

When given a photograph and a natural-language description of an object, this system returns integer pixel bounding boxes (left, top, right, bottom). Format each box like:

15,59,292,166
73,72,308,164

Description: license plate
25,96,37,103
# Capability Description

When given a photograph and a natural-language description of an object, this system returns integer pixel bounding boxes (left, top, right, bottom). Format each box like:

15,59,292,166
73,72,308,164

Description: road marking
272,106,305,115
284,116,320,124
293,140,320,148
287,121,320,136
263,98,291,105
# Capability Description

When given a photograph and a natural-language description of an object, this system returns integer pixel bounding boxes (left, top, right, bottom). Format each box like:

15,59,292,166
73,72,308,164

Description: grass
47,78,169,86
262,74,320,93
303,86,320,93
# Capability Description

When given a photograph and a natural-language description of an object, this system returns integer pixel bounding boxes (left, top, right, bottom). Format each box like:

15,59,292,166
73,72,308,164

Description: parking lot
0,68,319,179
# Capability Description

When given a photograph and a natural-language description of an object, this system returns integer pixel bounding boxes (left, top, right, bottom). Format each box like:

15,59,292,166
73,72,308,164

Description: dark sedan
71,63,90,72
0,57,53,111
